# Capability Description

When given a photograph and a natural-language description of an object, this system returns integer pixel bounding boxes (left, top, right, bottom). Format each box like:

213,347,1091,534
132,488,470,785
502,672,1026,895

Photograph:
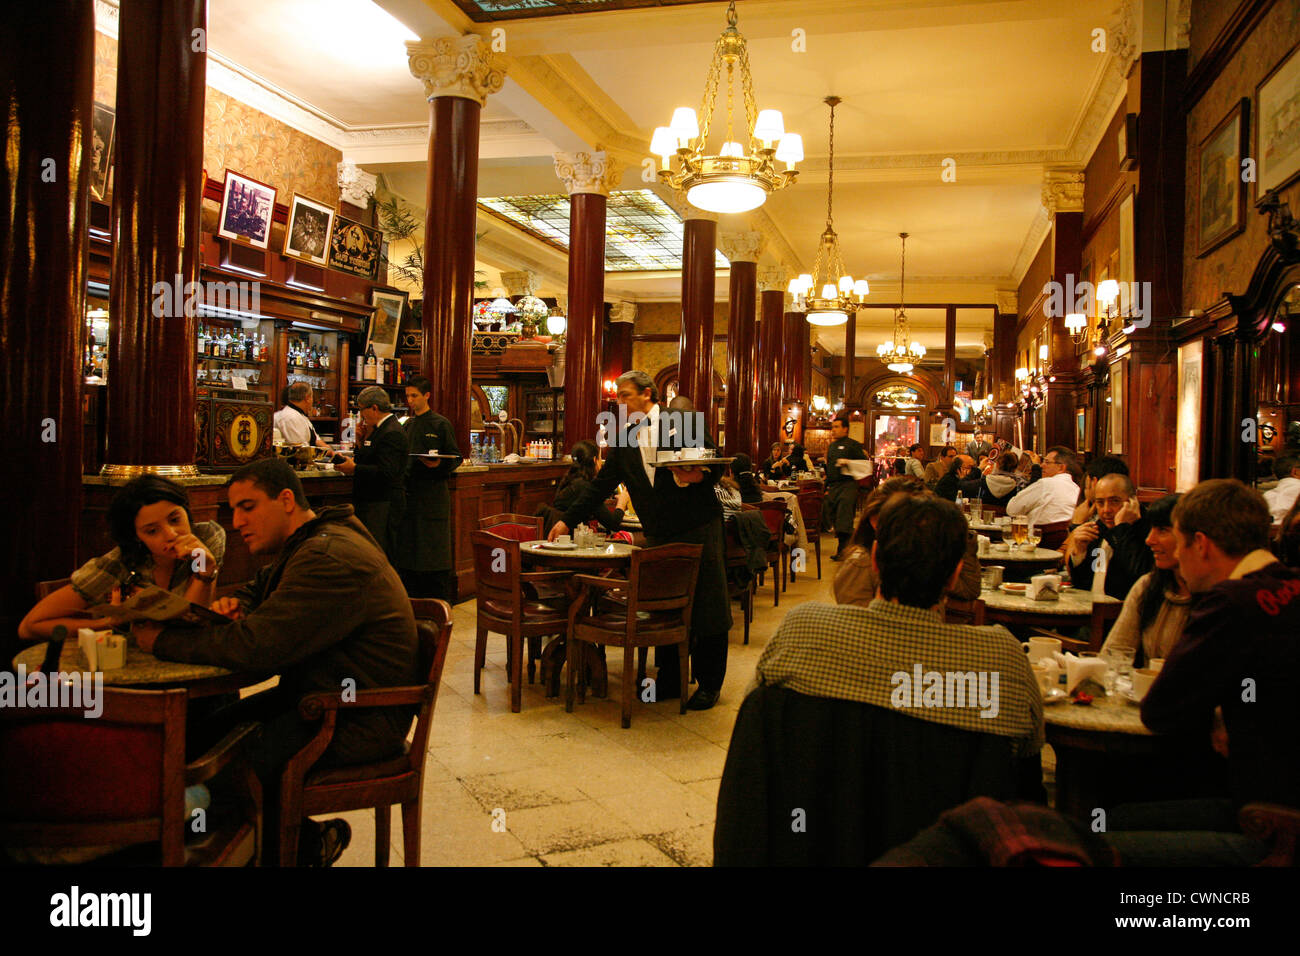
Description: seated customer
19,476,223,641
731,453,764,504
715,469,746,521
1069,455,1130,526
1062,472,1153,600
924,446,956,488
1107,480,1300,865
1264,454,1300,522
1100,494,1190,667
934,454,981,501
834,476,981,606
549,439,628,533
130,458,419,866
1006,446,1078,524
970,452,1026,508
760,442,793,481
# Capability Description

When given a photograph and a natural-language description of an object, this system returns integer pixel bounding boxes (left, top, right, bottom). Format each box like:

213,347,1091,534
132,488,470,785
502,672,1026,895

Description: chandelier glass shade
876,232,925,373
650,2,800,214
789,97,867,328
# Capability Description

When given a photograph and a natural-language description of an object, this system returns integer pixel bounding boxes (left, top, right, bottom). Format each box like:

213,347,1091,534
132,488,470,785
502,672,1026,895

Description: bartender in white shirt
1006,446,1080,525
1264,455,1300,522
273,382,332,453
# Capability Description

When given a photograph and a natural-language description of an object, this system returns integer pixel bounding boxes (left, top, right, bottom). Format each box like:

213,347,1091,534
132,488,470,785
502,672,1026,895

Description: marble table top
978,546,1063,563
521,540,637,561
981,585,1119,616
13,639,231,686
1043,692,1152,735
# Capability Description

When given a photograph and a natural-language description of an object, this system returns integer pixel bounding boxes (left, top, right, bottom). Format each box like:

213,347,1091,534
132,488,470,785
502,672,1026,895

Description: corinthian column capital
553,151,623,196
718,231,766,264
407,35,505,106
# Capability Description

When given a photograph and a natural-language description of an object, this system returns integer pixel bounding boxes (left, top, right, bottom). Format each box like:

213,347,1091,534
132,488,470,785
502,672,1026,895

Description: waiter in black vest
336,385,408,561
394,375,461,599
548,370,731,710
824,413,867,561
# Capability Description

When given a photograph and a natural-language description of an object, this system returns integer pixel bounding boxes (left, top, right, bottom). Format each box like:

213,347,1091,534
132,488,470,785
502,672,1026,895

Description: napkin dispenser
78,628,126,672
1027,573,1061,601
977,534,991,556
1064,653,1109,695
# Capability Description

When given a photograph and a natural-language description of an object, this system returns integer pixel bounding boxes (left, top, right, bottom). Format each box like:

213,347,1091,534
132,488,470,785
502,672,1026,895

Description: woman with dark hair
547,439,629,533
832,475,981,606
1100,494,1191,666
732,453,764,504
759,441,792,481
18,476,225,640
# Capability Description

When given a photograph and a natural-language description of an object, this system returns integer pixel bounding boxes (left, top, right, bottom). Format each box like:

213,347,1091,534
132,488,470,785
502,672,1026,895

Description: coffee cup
557,534,571,545
982,565,1004,590
1132,667,1160,700
1148,658,1165,672
1025,636,1062,664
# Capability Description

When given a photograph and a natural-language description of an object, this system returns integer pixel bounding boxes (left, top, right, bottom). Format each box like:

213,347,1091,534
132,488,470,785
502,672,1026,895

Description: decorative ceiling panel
449,0,720,24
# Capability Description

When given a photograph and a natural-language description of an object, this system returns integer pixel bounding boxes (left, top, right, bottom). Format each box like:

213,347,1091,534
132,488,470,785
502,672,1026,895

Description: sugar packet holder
1027,573,1061,601
78,628,126,671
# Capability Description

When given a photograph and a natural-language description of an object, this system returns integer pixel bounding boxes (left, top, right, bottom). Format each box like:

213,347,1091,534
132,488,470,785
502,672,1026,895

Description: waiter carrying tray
548,370,732,711
394,375,461,600
824,413,868,561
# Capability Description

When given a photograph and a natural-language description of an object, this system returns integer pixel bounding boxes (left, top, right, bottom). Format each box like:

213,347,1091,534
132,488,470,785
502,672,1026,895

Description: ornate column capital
667,189,717,223
406,35,505,106
994,289,1018,316
1041,170,1085,215
758,265,788,293
499,270,539,297
553,151,623,197
611,301,637,324
719,231,766,264
337,162,377,208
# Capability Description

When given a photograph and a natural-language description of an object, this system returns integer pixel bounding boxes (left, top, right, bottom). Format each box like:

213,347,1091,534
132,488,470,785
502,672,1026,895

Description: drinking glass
1012,516,1029,545
1000,526,1016,547
970,502,983,523
1101,646,1136,696
1025,526,1041,550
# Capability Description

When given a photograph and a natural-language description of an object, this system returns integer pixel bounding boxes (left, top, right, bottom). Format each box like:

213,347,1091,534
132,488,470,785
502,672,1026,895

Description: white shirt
1264,475,1300,522
273,403,316,444
637,404,660,484
1006,471,1079,525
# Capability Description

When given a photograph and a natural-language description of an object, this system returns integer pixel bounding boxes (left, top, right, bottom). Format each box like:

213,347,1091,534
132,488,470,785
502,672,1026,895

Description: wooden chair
276,599,454,867
942,597,986,626
0,688,262,866
1036,520,1071,552
723,521,756,645
479,514,543,541
35,578,71,599
470,531,569,712
1239,803,1300,866
795,490,824,580
564,543,703,728
751,500,788,605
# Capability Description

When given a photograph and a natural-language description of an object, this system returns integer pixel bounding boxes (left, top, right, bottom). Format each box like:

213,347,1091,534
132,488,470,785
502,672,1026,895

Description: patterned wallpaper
630,302,729,386
92,32,342,207
1184,0,1300,313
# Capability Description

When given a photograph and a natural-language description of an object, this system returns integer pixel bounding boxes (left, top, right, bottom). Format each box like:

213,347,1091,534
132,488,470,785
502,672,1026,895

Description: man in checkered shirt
756,494,1043,755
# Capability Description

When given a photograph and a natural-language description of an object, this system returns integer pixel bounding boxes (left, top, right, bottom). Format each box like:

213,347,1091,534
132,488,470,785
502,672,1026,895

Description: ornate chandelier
788,97,869,328
649,2,802,214
876,233,926,372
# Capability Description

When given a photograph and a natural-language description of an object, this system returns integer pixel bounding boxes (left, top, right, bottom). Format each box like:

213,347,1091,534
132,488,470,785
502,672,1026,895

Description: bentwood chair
276,599,453,867
748,501,788,606
565,543,702,728
479,514,543,541
942,597,987,626
471,531,569,712
795,489,824,580
1035,520,1071,553
723,521,756,645
0,688,262,866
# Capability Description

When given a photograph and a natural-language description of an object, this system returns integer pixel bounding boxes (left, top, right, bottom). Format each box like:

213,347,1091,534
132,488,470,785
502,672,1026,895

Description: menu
88,585,228,626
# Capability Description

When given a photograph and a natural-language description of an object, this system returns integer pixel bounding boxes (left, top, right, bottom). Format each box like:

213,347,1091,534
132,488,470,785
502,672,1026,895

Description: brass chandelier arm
695,37,725,152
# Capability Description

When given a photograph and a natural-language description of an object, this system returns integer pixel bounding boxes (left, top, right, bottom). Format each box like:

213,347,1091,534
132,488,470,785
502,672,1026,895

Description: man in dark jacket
934,454,980,501
1106,480,1300,865
337,384,408,560
1063,472,1152,600
824,414,868,560
393,375,461,599
548,371,731,710
135,458,419,865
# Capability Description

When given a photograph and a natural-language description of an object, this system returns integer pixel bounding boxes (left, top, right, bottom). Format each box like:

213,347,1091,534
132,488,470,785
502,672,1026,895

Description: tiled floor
334,537,837,867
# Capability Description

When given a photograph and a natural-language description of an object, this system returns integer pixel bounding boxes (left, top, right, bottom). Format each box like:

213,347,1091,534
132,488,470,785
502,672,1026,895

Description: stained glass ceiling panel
479,189,731,272
449,0,720,23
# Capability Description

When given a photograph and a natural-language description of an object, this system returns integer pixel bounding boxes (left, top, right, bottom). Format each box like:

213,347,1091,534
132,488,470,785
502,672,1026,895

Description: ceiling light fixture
875,232,925,372
788,97,868,328
650,2,800,214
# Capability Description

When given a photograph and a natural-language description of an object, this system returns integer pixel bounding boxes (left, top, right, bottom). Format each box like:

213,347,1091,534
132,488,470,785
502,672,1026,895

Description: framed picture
329,216,381,280
367,289,407,360
1196,98,1249,257
1175,340,1204,491
217,170,277,249
1257,42,1300,199
90,102,115,202
1109,359,1125,455
282,193,334,266
1075,408,1088,454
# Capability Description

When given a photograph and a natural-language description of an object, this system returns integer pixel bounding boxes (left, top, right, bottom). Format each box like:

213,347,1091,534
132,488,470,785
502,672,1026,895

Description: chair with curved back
479,514,543,542
564,543,703,728
752,500,788,605
275,598,454,867
1035,520,1070,552
470,531,569,713
795,489,824,580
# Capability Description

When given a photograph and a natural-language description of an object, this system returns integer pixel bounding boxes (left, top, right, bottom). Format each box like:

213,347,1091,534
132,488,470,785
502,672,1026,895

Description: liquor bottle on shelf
320,347,329,370
258,334,268,362
364,344,377,382
244,333,254,362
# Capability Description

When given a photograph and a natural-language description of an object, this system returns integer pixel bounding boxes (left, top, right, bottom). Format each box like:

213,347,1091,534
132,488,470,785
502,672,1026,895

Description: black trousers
399,567,452,601
648,517,731,693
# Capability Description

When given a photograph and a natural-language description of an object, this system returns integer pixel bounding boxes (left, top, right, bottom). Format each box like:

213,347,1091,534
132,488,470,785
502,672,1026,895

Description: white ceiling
190,0,1143,319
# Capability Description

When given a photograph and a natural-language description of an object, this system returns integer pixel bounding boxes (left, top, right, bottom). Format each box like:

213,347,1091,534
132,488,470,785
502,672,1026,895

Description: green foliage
371,193,489,290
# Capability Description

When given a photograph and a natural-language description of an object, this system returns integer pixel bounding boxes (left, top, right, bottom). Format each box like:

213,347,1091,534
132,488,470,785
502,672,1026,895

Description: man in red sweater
1106,479,1300,865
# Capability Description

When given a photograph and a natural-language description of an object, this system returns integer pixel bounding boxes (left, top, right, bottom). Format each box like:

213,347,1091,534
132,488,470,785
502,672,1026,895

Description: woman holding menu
17,476,224,641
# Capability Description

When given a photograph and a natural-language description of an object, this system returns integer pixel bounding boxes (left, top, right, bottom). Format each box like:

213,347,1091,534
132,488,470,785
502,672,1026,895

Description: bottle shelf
195,353,267,365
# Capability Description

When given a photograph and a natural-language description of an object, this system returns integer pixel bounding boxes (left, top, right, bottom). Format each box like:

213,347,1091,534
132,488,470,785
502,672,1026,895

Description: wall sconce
1065,312,1087,344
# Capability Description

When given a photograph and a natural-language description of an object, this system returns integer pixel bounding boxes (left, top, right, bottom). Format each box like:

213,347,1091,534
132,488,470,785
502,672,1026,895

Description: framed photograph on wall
282,193,334,266
367,289,407,360
90,102,115,202
1109,360,1125,455
1176,340,1204,491
217,170,277,249
1257,42,1300,199
329,216,381,280
1076,408,1088,455
1196,98,1249,257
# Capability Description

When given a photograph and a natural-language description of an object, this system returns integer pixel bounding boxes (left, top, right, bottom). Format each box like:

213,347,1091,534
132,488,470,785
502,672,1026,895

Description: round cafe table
977,546,1063,579
1043,694,1157,818
12,639,256,699
980,583,1118,637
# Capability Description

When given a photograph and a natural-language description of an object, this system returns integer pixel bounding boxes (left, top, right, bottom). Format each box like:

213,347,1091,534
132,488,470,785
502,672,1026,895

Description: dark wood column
603,303,636,386
677,209,718,419
719,232,764,455
103,0,206,473
1045,210,1083,449
757,280,785,452
0,0,93,652
943,305,957,405
992,308,1018,403
783,310,808,403
409,37,504,456
557,151,620,453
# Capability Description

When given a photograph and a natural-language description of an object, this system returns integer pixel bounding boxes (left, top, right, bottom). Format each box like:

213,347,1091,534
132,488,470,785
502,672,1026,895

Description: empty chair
479,513,543,541
942,597,987,626
796,490,824,580
564,543,703,728
275,599,454,867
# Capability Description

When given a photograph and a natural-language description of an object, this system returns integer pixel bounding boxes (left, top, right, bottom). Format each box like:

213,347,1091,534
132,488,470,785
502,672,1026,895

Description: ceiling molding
1010,206,1052,287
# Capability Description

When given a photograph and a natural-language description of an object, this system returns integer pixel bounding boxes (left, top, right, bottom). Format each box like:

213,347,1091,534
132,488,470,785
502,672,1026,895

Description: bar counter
80,459,570,600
